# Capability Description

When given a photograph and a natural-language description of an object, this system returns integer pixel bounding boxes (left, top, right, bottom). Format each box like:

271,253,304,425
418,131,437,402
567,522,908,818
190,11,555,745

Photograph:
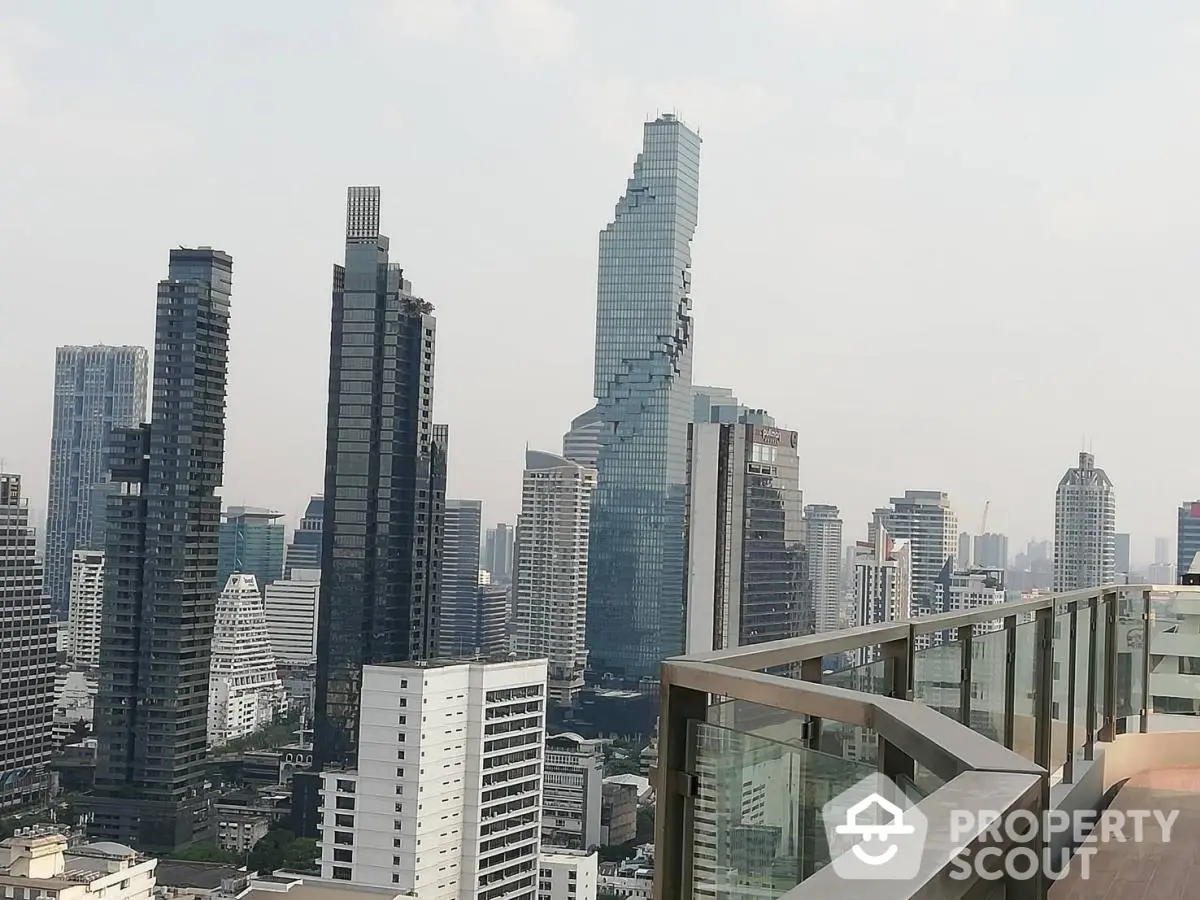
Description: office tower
312,187,446,774
1114,532,1131,576
207,574,285,748
216,505,285,594
803,505,843,634
1052,452,1116,592
563,406,602,468
957,532,972,569
691,385,774,426
0,474,57,808
45,345,148,619
476,582,510,657
90,246,232,849
1155,536,1171,565
684,423,807,653
542,734,604,850
514,451,597,704
1178,505,1200,585
1149,561,1177,584
284,496,324,578
264,568,321,664
484,523,515,584
437,500,483,657
882,491,958,610
973,533,1009,571
587,114,701,680
933,561,1005,631
539,850,599,900
67,549,105,668
317,658,548,894
87,481,121,551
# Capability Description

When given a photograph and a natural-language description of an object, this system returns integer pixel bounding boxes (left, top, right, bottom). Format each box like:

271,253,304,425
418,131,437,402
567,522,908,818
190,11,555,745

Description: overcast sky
2,0,1198,565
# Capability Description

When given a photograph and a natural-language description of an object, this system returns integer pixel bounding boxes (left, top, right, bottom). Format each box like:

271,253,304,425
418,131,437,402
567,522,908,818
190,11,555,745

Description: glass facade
284,495,324,577
313,187,446,771
216,506,285,594
437,498,483,657
45,345,148,619
587,115,702,679
91,247,232,850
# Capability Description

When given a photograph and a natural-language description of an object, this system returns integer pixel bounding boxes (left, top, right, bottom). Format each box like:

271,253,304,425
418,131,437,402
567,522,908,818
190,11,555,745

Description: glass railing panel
1115,590,1144,723
687,719,874,896
1011,618,1039,761
1095,595,1108,731
968,625,1007,746
1073,602,1093,762
1149,589,1200,715
819,659,889,767
913,640,962,722
1050,606,1080,774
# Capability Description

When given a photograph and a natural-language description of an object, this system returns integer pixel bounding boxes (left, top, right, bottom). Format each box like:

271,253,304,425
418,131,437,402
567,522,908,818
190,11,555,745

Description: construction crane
979,500,990,535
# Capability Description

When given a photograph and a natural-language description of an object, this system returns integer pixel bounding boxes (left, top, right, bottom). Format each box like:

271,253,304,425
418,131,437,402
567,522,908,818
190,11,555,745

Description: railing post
1141,589,1153,733
1003,614,1017,750
800,657,823,751
880,628,915,784
1100,590,1118,742
653,677,706,900
1085,595,1098,760
1033,606,1054,770
1064,601,1078,783
958,624,973,727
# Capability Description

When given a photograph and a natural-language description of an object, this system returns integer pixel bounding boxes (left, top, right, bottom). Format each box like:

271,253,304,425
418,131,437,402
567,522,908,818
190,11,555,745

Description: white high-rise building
67,549,105,668
538,850,598,900
208,574,286,747
542,733,603,850
264,568,321,664
514,450,596,705
803,505,843,633
852,525,912,663
883,491,958,611
318,658,548,898
1053,452,1116,592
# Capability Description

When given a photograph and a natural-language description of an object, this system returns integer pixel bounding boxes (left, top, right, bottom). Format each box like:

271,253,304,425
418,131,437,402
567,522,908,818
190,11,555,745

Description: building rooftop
156,860,247,890
239,874,404,900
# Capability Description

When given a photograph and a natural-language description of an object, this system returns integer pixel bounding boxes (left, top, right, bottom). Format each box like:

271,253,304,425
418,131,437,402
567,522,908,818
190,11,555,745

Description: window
335,814,354,828
334,831,353,845
337,779,356,793
331,867,351,881
397,767,405,777
401,679,408,688
398,715,407,725
335,796,355,810
333,849,353,863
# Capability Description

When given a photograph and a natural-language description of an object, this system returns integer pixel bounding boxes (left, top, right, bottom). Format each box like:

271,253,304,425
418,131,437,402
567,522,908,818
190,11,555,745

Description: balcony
654,584,1200,899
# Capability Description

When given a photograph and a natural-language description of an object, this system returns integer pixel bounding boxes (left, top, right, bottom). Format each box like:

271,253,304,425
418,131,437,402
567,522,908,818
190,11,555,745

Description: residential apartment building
1053,452,1116,592
44,345,148,619
882,491,958,610
513,451,596,704
317,658,548,899
0,828,157,900
538,850,598,900
0,474,57,808
67,549,105,668
803,505,843,633
438,500,483,658
542,733,603,850
208,574,286,748
264,568,321,664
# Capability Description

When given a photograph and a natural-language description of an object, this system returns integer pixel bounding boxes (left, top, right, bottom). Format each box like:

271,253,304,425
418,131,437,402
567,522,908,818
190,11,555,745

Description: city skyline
8,4,1200,554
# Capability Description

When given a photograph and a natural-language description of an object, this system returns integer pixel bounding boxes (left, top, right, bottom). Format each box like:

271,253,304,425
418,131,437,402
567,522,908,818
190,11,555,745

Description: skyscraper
852,525,912,664
972,533,1010,571
1114,532,1131,576
882,491,958,612
483,523,515,584
312,187,446,773
216,505,285,594
1053,452,1116,592
90,247,232,849
284,495,324,577
562,406,602,468
684,423,807,653
437,499,483,657
1177,506,1200,582
587,114,701,680
513,450,597,704
804,504,843,634
0,473,57,809
45,345,148,619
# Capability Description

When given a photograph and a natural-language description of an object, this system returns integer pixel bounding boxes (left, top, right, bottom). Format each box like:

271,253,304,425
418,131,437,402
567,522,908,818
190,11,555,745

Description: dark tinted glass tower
216,505,285,593
587,115,701,680
312,187,445,771
284,495,324,577
438,499,483,656
89,248,231,850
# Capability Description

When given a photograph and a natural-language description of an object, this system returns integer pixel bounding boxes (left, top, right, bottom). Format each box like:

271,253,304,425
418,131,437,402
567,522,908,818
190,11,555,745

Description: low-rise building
0,828,156,900
599,782,637,847
538,849,597,900
542,733,603,850
597,855,652,900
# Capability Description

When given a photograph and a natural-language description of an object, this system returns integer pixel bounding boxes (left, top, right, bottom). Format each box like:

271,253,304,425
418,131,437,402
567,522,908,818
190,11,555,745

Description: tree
248,828,318,875
635,806,654,844
170,842,241,864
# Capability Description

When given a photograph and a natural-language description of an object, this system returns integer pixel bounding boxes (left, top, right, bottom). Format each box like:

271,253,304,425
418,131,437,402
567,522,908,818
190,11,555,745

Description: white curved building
208,573,286,747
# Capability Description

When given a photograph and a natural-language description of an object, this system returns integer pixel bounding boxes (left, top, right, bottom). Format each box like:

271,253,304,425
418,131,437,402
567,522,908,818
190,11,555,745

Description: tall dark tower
311,187,445,771
89,248,232,851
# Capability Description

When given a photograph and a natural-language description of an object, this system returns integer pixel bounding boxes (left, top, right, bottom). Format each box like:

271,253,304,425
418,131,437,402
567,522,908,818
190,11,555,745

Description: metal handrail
654,583,1200,900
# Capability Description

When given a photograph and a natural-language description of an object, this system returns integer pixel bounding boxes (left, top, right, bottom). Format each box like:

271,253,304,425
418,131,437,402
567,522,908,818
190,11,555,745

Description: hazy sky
2,0,1198,565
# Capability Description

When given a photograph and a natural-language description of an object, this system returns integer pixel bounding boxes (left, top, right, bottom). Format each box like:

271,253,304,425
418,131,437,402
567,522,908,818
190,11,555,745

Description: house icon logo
822,773,929,880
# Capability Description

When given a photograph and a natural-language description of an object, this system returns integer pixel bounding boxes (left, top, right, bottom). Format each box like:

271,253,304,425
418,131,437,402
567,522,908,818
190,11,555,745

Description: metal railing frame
653,583,1198,900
